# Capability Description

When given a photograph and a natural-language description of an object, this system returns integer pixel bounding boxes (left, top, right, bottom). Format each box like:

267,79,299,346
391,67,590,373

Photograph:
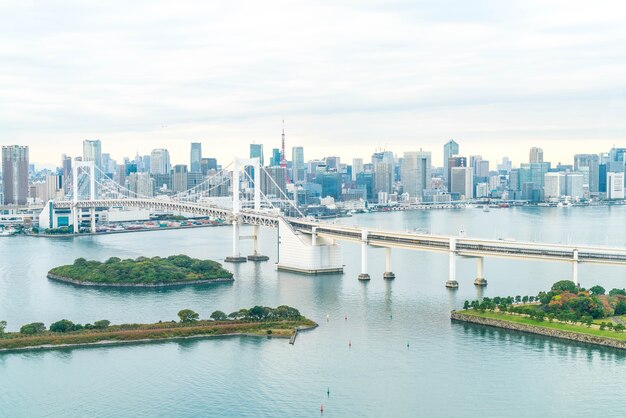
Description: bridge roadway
54,199,626,266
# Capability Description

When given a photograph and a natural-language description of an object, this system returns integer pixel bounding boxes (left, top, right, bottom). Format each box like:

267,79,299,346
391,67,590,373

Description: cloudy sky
2,0,626,168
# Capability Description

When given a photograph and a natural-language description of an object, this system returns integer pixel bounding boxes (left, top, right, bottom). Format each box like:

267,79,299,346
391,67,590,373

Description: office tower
401,150,432,201
607,172,625,199
447,156,467,190
326,156,341,171
270,148,281,167
315,172,342,200
497,157,512,173
61,154,72,193
150,149,171,175
141,155,151,172
190,143,202,173
82,139,102,177
565,173,584,198
128,172,154,197
261,166,287,197
249,143,264,167
544,172,565,198
172,165,188,192
443,139,459,188
574,154,600,194
291,146,304,183
529,147,544,163
200,158,217,176
1,145,29,205
352,158,364,181
450,166,473,199
509,169,520,192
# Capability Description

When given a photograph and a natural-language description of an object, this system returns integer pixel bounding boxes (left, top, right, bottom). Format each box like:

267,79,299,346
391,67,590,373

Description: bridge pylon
445,237,459,288
474,257,487,286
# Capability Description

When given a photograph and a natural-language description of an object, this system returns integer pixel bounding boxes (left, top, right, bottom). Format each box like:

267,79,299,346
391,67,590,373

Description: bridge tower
225,157,268,263
474,257,487,286
71,161,97,234
445,238,459,288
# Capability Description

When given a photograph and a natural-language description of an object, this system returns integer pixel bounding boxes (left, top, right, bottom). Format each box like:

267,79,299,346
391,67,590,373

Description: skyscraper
271,148,281,167
150,149,171,175
443,139,459,188
352,158,364,181
450,166,473,200
250,143,264,166
83,139,102,178
291,146,304,183
172,164,188,192
529,147,544,163
190,142,202,173
61,154,72,194
401,150,432,201
447,156,467,189
1,145,29,205
574,154,600,194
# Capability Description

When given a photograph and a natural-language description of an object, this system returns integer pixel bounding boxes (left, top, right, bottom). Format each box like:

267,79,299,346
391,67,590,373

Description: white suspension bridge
41,157,626,288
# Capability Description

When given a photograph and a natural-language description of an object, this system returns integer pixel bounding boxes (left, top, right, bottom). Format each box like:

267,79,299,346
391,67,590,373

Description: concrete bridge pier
248,224,269,261
383,247,395,279
225,220,246,263
474,257,487,286
445,238,459,288
572,249,579,286
358,230,371,280
90,208,96,234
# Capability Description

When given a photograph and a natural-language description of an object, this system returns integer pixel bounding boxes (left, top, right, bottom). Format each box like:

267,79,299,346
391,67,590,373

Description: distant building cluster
2,133,626,215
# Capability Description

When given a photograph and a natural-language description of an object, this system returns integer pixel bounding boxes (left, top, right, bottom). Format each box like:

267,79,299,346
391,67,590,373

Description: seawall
451,311,626,350
47,273,234,288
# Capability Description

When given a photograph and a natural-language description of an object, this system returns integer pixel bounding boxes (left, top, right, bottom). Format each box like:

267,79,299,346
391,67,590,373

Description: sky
2,0,626,169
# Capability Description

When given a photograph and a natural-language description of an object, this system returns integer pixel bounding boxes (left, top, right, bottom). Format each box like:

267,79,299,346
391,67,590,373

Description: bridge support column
72,206,79,234
248,224,269,261
90,208,96,234
225,220,246,263
383,247,395,279
572,249,579,287
358,230,370,280
446,238,458,288
474,257,487,286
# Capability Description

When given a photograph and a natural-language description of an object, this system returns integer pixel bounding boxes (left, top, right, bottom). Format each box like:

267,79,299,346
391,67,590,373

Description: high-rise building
529,147,544,163
190,143,202,173
574,154,600,194
270,148,281,167
150,149,171,175
250,143,264,167
326,156,341,171
447,156,467,190
352,158,364,181
443,139,459,188
172,165,188,192
261,166,287,197
1,145,29,205
128,172,154,197
82,139,102,177
565,173,584,198
401,151,432,201
607,172,625,200
544,172,565,199
497,157,512,173
291,146,304,183
373,161,393,198
61,154,72,194
200,158,217,175
450,166,473,200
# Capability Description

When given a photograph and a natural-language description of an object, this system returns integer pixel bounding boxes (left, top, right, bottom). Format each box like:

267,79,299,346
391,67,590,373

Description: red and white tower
280,119,291,183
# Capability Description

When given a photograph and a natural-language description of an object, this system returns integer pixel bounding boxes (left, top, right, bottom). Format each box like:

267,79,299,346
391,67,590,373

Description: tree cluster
49,255,233,284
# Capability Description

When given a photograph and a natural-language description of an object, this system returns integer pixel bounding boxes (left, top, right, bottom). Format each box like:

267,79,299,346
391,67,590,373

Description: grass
0,318,317,351
457,310,626,341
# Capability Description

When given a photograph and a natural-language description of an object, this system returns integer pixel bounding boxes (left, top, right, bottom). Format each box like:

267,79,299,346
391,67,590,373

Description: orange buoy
320,404,324,413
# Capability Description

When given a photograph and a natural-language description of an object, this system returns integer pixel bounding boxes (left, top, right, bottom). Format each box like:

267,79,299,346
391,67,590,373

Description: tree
178,309,199,323
94,320,111,329
614,301,626,316
522,296,529,304
551,280,577,293
529,296,536,303
515,295,522,303
0,320,7,336
50,319,76,333
600,322,607,331
20,322,46,334
614,324,625,333
463,301,470,310
607,322,614,330
589,285,606,296
609,288,626,297
210,310,227,321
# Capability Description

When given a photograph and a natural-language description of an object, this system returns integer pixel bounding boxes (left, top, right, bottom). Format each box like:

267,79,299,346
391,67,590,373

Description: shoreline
451,310,626,350
0,324,319,354
47,273,234,288
27,222,227,239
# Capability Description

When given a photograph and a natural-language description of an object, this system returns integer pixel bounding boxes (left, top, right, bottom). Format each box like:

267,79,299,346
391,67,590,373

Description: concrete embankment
451,311,626,350
47,273,234,288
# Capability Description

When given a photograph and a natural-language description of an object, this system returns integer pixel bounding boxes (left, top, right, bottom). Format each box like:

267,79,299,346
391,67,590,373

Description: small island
48,255,234,287
452,280,626,350
0,306,317,352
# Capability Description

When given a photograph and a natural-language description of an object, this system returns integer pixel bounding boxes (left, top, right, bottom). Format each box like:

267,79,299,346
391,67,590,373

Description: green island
47,255,234,287
0,306,316,352
452,280,626,350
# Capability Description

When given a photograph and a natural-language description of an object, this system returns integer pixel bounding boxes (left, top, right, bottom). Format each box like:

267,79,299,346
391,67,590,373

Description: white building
607,172,625,200
450,167,473,200
401,150,432,202
475,182,489,198
565,173,584,199
150,149,171,175
544,172,565,199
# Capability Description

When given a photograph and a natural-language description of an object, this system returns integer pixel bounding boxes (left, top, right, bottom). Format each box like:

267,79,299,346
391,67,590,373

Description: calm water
2,206,626,417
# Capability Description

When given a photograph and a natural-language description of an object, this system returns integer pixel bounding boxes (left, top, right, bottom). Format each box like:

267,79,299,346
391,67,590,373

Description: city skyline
2,1,626,167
